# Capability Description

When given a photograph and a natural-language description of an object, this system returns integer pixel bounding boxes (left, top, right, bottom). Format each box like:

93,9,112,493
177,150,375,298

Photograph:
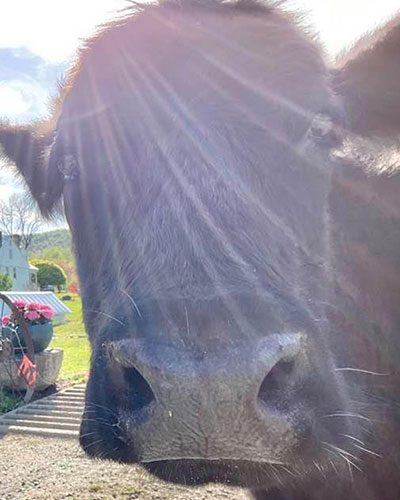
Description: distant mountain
29,229,72,256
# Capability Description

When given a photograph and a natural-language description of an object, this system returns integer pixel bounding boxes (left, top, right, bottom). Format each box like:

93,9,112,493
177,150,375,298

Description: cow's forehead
60,4,332,128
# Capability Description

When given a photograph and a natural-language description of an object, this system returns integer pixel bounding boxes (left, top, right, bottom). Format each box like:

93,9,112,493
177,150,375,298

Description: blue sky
0,0,399,218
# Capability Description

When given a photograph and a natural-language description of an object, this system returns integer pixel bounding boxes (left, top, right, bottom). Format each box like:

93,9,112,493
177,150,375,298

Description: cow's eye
57,153,80,181
309,113,341,147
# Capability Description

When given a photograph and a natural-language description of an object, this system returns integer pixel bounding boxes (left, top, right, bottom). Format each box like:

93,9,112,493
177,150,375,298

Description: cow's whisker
84,402,118,417
340,434,365,446
84,309,125,326
353,444,382,458
121,289,143,319
322,413,371,422
335,368,389,376
322,442,360,463
82,438,105,451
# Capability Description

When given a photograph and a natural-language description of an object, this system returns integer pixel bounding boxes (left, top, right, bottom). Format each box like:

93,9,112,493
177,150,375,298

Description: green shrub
0,271,12,291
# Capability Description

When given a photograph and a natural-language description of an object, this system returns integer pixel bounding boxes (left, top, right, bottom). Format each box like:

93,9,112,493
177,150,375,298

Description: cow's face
1,1,400,492
57,7,350,485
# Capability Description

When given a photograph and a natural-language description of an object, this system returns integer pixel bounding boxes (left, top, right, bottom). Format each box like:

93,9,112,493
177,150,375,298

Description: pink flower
1,316,11,326
27,302,42,311
38,304,52,311
38,304,55,318
41,309,55,320
14,300,26,309
25,311,40,321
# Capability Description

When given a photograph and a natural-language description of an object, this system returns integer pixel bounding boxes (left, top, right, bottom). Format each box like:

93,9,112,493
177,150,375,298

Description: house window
5,267,9,275
31,273,36,284
9,249,12,260
13,268,17,279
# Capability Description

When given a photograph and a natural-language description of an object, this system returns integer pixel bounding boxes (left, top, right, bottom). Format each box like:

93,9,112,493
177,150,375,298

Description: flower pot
3,323,54,354
27,323,54,353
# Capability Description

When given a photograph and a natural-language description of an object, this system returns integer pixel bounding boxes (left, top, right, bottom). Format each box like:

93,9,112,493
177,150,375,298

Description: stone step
63,387,86,394
16,407,83,418
1,418,80,431
1,413,81,424
48,400,85,407
25,402,85,411
51,395,85,402
35,398,85,407
32,400,84,408
0,423,78,439
0,384,86,439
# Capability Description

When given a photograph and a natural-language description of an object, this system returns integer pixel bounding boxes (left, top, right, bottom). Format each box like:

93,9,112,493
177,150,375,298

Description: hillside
29,229,72,256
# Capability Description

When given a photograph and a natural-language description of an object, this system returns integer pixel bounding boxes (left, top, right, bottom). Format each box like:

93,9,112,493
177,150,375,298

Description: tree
30,246,79,293
30,259,67,292
0,272,12,291
0,193,42,250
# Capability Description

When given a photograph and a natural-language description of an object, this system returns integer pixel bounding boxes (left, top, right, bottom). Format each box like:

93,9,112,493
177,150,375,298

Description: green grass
88,484,102,492
0,388,18,413
49,294,91,383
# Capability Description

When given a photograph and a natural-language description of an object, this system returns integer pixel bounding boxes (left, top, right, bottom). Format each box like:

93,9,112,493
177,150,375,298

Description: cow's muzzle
86,333,312,464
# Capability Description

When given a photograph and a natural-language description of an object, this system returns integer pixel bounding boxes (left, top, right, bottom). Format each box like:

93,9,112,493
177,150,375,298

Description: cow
1,1,400,498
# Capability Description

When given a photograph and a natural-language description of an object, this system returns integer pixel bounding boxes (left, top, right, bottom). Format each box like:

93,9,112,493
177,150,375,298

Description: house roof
0,292,71,318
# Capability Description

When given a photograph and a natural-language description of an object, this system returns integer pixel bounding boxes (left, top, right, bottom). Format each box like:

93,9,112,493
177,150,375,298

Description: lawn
49,294,91,383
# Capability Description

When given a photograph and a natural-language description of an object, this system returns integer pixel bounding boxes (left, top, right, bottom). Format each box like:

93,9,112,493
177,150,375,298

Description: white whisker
340,434,365,446
184,306,190,337
83,438,105,451
335,368,389,376
322,442,360,463
85,402,118,417
328,459,339,475
323,412,370,422
278,465,296,477
121,289,143,319
80,431,99,439
85,309,125,326
342,454,362,474
353,444,382,458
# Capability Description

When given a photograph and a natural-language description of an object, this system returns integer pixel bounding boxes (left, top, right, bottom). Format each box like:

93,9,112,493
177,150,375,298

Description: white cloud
0,80,53,123
0,85,30,116
0,0,126,63
0,163,24,203
0,1,398,63
289,0,400,58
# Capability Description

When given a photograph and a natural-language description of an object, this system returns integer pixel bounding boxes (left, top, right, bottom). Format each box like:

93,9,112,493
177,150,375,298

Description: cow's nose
104,333,308,464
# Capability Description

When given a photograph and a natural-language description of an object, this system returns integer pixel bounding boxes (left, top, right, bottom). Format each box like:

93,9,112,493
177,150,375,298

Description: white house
0,233,38,291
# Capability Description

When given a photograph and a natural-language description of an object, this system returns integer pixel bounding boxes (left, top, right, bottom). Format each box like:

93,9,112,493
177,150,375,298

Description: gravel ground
0,435,251,500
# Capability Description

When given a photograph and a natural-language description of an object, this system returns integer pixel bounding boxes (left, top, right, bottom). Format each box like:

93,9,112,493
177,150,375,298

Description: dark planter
2,323,53,354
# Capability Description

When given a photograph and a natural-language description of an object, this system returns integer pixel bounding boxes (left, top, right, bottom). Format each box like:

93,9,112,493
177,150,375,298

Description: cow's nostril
122,366,155,413
257,358,296,407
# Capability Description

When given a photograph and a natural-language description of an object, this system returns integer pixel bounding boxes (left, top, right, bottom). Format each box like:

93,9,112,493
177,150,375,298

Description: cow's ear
333,15,400,136
0,123,64,217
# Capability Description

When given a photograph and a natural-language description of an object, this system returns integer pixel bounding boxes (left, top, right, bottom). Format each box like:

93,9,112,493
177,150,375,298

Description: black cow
1,1,400,499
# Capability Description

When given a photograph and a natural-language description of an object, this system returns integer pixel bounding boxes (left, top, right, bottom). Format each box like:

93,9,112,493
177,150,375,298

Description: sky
0,0,399,221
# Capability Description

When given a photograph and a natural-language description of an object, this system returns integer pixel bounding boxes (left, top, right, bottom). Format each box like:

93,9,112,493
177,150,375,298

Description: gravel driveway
0,435,251,500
